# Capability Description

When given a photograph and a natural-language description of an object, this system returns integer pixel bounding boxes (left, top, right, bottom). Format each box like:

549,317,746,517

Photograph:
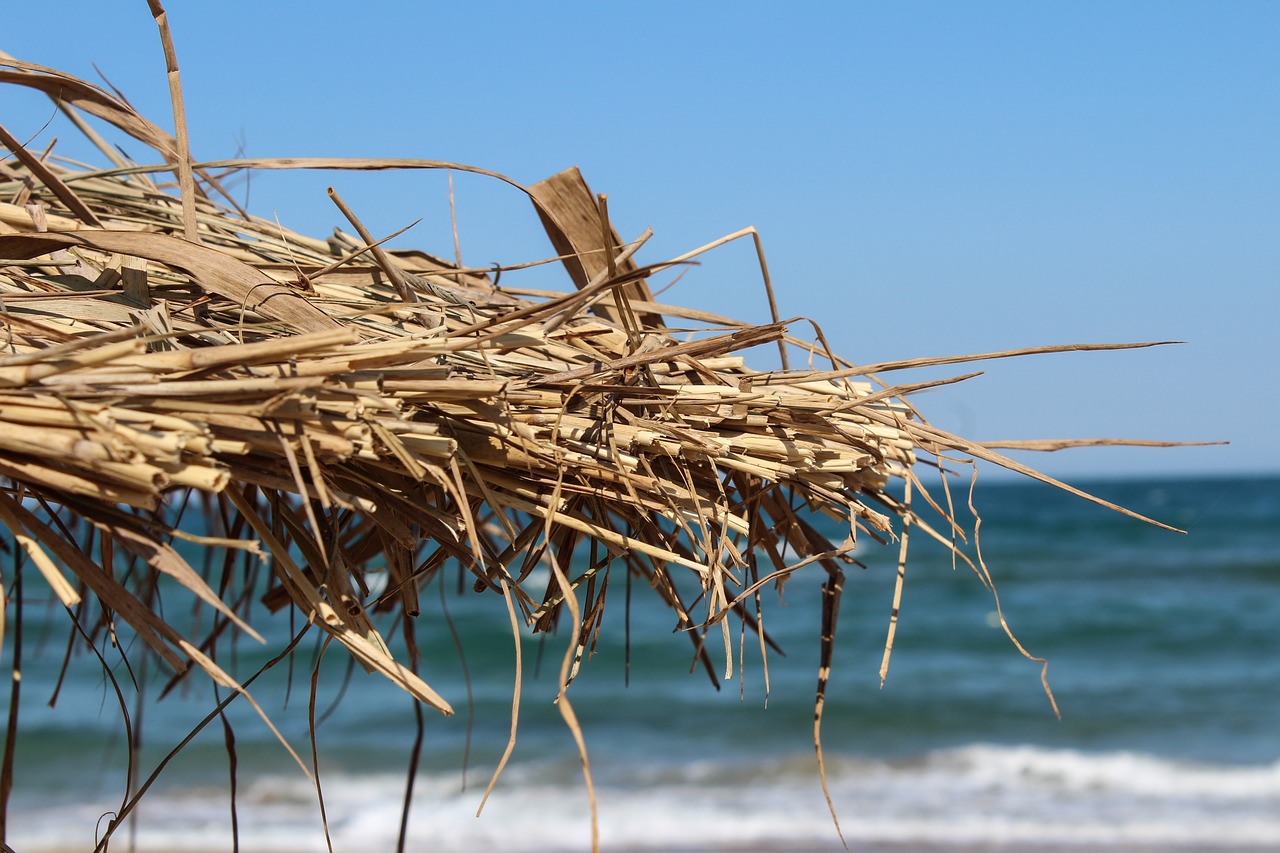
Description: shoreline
17,841,1280,853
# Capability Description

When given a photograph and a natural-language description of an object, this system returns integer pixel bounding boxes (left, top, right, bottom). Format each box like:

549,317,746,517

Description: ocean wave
8,743,1279,851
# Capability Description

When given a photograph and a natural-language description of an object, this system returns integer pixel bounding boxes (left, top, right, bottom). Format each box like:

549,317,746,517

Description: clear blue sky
4,2,1277,481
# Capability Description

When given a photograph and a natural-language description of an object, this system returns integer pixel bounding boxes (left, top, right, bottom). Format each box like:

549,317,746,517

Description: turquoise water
3,475,1278,851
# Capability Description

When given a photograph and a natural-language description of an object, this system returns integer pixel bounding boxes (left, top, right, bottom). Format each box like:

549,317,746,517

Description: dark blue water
4,475,1278,850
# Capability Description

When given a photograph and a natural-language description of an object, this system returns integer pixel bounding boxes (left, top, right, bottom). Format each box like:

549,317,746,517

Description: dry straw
0,25,1207,852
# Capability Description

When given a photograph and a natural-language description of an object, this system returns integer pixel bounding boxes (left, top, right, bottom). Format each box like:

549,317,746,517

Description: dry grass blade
980,438,1226,451
754,340,1182,384
814,568,847,850
0,231,338,332
0,122,102,226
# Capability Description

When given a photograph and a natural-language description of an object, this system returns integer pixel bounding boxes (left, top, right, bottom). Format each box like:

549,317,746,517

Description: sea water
3,475,1277,851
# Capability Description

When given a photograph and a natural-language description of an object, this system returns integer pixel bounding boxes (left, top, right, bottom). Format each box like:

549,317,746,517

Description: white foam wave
9,745,1280,851
824,744,1280,848
933,742,1280,799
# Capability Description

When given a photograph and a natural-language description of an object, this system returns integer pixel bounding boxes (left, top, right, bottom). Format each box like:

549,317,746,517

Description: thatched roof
0,45,1194,850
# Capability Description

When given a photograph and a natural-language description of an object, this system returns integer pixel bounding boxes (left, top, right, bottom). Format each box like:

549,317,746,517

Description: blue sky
3,2,1277,480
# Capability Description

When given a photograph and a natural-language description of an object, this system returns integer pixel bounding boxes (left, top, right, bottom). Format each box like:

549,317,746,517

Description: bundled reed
0,46,1197,850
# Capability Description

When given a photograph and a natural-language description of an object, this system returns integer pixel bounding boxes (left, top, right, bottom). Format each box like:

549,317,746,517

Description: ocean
3,474,1277,852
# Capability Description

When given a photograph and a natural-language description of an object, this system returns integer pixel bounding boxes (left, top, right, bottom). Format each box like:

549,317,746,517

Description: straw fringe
0,48,1204,851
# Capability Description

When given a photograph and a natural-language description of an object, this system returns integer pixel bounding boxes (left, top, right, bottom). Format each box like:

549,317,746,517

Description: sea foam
10,743,1279,851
